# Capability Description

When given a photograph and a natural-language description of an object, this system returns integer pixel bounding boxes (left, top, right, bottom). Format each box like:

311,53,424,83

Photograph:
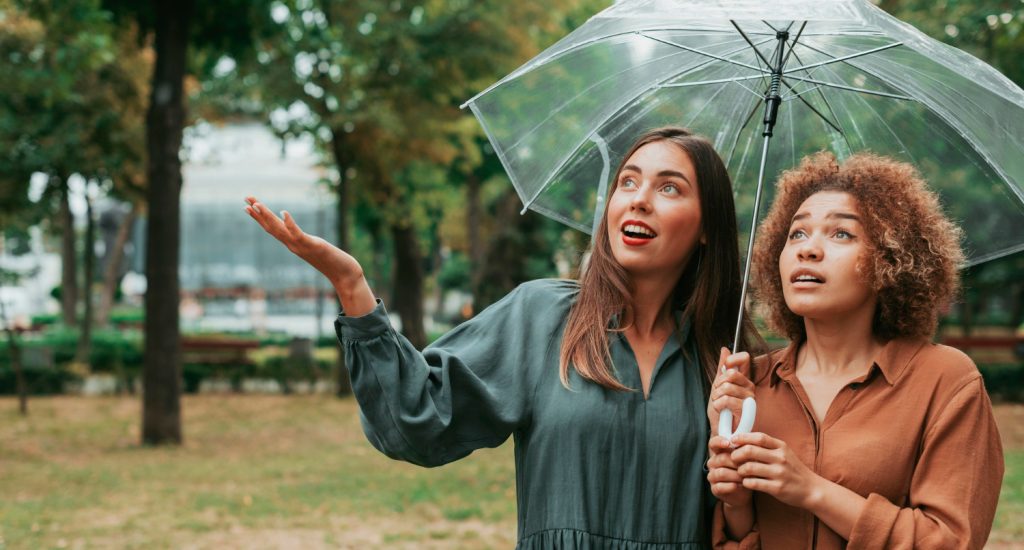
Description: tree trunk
96,203,140,326
466,172,483,290
59,180,78,328
1010,284,1024,329
391,223,427,349
74,190,96,367
367,220,390,305
0,297,27,415
142,0,192,445
328,133,352,397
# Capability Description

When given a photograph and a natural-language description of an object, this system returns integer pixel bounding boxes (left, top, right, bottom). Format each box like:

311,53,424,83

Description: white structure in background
0,226,61,328
176,122,341,337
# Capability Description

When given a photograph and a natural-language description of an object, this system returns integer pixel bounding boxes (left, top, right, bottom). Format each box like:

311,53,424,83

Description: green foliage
0,0,149,210
437,251,471,292
878,0,1024,85
979,362,1024,403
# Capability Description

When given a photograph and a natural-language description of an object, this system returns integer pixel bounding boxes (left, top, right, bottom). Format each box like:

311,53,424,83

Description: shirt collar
767,337,928,387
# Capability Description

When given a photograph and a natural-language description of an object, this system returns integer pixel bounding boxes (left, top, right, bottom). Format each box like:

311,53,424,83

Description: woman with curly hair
706,152,1004,549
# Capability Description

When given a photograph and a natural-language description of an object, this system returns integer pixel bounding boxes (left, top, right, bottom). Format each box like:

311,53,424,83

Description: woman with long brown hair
707,152,1004,549
246,127,758,549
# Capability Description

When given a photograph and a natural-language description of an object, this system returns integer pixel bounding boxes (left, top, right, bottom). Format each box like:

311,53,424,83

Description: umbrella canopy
463,0,1024,267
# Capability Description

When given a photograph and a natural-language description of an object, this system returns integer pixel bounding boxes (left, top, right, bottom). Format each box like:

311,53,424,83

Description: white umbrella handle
718,397,757,439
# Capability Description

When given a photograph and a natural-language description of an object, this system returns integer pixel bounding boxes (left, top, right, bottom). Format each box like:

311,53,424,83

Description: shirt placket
777,365,871,549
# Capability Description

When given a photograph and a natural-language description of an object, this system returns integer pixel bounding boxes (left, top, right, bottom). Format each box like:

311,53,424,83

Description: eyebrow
790,211,862,223
621,164,693,185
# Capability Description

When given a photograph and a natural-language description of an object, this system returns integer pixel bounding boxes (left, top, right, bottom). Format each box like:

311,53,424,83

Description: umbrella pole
731,135,772,354
731,29,788,354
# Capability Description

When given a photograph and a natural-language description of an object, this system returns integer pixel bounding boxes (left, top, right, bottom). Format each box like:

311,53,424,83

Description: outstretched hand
245,196,375,316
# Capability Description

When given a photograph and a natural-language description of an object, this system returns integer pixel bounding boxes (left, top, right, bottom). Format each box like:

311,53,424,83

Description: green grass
0,396,1020,549
0,396,517,549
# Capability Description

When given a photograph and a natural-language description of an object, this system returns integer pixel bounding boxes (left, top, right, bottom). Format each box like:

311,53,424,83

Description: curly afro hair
752,152,964,342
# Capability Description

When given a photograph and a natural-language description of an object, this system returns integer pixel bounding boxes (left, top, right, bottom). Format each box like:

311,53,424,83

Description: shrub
979,363,1024,403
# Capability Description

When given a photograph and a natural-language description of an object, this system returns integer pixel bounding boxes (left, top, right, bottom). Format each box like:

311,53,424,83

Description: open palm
244,196,363,290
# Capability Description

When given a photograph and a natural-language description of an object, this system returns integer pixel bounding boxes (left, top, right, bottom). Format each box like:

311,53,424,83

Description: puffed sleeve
846,376,1004,549
335,282,553,467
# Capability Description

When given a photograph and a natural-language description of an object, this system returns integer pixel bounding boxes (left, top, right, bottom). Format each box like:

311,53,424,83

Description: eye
619,176,638,189
834,229,854,239
660,183,680,195
788,228,806,240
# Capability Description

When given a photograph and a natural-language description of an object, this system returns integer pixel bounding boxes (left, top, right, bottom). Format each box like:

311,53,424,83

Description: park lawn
0,396,1021,549
0,396,517,549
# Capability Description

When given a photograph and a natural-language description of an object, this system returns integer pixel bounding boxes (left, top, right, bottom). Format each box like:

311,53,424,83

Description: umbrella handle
718,397,758,439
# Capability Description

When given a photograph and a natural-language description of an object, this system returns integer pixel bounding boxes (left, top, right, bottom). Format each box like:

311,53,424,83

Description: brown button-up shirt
713,338,1004,550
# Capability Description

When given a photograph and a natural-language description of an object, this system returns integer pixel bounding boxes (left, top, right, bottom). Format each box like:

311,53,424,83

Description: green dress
335,279,713,549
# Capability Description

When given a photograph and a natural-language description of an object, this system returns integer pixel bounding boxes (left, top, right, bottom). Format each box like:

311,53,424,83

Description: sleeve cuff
334,299,391,341
847,493,899,549
711,501,760,550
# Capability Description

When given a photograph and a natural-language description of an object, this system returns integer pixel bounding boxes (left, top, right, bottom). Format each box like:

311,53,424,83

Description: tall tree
101,0,273,444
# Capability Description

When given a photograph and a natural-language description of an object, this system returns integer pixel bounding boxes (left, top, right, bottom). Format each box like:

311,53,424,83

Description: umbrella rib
797,41,1010,131
724,99,766,167
515,38,774,213
816,58,919,164
462,28,763,107
779,78,846,135
788,48,854,153
779,21,808,72
637,32,770,74
731,21,775,70
788,41,904,73
659,74,768,88
783,75,915,101
732,79,769,101
783,84,823,101
503,37,753,152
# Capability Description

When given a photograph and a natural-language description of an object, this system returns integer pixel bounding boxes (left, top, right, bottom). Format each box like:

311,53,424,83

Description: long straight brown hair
559,127,760,391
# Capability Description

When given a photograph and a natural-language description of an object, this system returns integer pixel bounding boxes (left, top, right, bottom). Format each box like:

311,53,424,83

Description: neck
799,305,881,376
626,272,680,338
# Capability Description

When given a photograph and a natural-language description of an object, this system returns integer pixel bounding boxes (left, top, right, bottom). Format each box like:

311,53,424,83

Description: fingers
741,477,779,494
737,460,782,479
710,380,752,402
717,347,730,372
710,395,746,416
708,466,743,485
244,198,290,238
708,435,734,454
281,210,308,241
711,368,754,393
729,432,781,451
722,351,752,375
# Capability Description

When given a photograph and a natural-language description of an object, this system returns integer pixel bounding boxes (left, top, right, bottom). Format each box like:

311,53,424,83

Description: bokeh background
0,0,1022,548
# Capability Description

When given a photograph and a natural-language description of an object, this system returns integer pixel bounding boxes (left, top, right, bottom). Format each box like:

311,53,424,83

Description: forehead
795,191,861,218
623,141,695,174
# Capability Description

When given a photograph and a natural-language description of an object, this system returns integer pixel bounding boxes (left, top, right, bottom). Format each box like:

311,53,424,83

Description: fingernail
253,205,261,214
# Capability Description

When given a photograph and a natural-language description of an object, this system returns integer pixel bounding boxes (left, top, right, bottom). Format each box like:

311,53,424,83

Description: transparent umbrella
462,0,1024,348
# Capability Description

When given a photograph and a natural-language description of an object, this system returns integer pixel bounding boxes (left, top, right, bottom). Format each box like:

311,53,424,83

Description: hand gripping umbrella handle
718,397,757,439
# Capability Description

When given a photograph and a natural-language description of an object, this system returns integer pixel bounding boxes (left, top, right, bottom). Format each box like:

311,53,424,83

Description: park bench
940,335,1024,362
180,336,260,366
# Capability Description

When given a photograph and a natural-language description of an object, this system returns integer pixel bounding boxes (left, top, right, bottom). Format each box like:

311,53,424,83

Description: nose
796,236,823,261
629,182,653,213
